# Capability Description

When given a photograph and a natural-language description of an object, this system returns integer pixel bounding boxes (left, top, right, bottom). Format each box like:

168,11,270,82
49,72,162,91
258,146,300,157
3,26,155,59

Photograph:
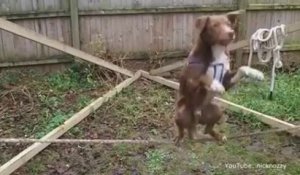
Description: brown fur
174,14,239,145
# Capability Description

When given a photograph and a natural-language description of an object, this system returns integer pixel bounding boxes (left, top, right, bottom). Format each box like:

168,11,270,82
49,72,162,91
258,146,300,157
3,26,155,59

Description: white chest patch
206,45,230,83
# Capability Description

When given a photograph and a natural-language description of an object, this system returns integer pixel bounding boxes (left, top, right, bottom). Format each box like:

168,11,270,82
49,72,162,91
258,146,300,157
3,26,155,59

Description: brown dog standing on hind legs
174,13,264,146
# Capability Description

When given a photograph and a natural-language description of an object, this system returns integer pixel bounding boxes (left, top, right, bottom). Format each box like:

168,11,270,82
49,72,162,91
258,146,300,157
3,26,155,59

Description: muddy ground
0,63,299,175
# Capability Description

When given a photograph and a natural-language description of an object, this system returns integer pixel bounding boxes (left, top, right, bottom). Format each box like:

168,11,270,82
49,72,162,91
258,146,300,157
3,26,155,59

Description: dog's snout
228,31,234,38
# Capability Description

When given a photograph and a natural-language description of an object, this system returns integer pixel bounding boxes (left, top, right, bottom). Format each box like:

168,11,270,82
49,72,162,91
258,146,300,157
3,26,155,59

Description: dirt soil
0,64,299,175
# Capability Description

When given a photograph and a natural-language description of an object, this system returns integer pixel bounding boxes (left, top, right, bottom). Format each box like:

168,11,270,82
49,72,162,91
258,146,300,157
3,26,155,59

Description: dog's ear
195,16,209,32
227,13,238,27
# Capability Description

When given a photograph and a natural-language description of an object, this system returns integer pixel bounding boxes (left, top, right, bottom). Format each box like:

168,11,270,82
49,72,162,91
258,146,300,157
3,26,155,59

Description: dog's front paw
173,136,182,147
216,134,227,145
239,66,264,81
221,135,227,142
210,80,225,93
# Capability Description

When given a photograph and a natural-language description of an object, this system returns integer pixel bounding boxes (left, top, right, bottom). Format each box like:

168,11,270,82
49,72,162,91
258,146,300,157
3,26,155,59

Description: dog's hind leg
174,102,195,146
174,125,184,146
204,124,227,143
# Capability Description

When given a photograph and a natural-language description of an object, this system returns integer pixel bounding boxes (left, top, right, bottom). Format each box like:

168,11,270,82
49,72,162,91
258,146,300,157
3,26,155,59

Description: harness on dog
208,63,225,82
188,53,228,83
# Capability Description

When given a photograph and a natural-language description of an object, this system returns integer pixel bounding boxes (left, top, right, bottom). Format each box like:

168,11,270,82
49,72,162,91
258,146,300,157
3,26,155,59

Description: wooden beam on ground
141,71,179,89
214,98,299,136
0,57,72,68
149,20,300,76
141,72,300,137
0,71,141,175
149,60,187,76
0,18,133,77
149,39,249,76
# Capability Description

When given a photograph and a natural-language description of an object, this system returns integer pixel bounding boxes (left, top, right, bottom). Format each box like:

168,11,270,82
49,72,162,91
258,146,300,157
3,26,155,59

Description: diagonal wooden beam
0,71,141,175
150,21,300,76
149,40,248,75
141,71,300,137
0,18,133,77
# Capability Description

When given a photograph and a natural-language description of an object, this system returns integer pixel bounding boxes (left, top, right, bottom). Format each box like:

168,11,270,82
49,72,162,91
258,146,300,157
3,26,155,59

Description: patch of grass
38,94,64,109
225,70,300,126
47,66,98,92
146,149,171,175
68,126,83,137
0,70,22,85
35,110,70,138
286,162,300,175
77,95,93,108
26,161,46,175
110,83,174,127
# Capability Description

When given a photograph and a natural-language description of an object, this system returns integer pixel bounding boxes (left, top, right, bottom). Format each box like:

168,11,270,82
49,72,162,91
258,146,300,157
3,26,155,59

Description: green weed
146,149,171,175
35,110,70,138
26,161,46,175
77,95,92,108
0,70,21,85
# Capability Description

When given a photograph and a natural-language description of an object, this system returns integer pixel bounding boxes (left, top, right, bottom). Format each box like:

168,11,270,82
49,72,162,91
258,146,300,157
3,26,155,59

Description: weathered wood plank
149,39,248,75
248,4,300,11
70,0,80,49
0,57,72,68
0,18,133,76
78,0,234,10
1,30,15,61
234,0,248,67
0,6,236,20
0,29,4,60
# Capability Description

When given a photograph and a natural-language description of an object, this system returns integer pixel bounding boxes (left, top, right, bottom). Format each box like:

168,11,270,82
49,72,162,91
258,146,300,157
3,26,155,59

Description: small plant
47,67,98,92
0,70,21,85
77,95,92,108
27,160,46,175
86,34,107,59
146,149,170,174
35,111,69,138
69,126,83,137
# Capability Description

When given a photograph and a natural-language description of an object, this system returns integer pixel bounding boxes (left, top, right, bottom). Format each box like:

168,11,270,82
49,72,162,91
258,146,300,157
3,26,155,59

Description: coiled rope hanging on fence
247,24,287,100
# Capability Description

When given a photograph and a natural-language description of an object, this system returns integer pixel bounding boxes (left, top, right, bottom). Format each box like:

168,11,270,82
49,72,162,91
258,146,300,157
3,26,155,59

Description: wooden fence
0,0,300,68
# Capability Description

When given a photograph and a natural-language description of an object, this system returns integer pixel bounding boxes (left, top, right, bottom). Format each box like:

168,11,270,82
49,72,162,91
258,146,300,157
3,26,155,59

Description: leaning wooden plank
149,60,187,76
141,71,179,90
141,72,299,137
287,21,300,34
149,20,300,76
0,57,72,68
149,40,248,76
0,71,141,175
0,18,133,77
214,98,299,136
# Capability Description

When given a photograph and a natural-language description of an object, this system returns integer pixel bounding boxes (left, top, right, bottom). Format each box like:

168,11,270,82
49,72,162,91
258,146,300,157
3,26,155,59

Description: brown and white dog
174,14,264,145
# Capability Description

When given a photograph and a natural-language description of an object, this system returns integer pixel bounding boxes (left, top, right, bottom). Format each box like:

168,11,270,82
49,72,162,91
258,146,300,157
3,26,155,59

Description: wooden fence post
70,0,80,49
234,0,248,68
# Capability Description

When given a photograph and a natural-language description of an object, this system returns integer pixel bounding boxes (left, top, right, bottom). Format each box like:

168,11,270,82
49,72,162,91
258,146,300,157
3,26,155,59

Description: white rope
0,126,299,144
0,138,172,144
247,24,287,99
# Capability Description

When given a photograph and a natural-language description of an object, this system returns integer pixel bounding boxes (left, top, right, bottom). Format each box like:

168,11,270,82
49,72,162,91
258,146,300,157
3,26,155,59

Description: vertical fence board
0,30,4,60
1,30,15,61
70,0,80,48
